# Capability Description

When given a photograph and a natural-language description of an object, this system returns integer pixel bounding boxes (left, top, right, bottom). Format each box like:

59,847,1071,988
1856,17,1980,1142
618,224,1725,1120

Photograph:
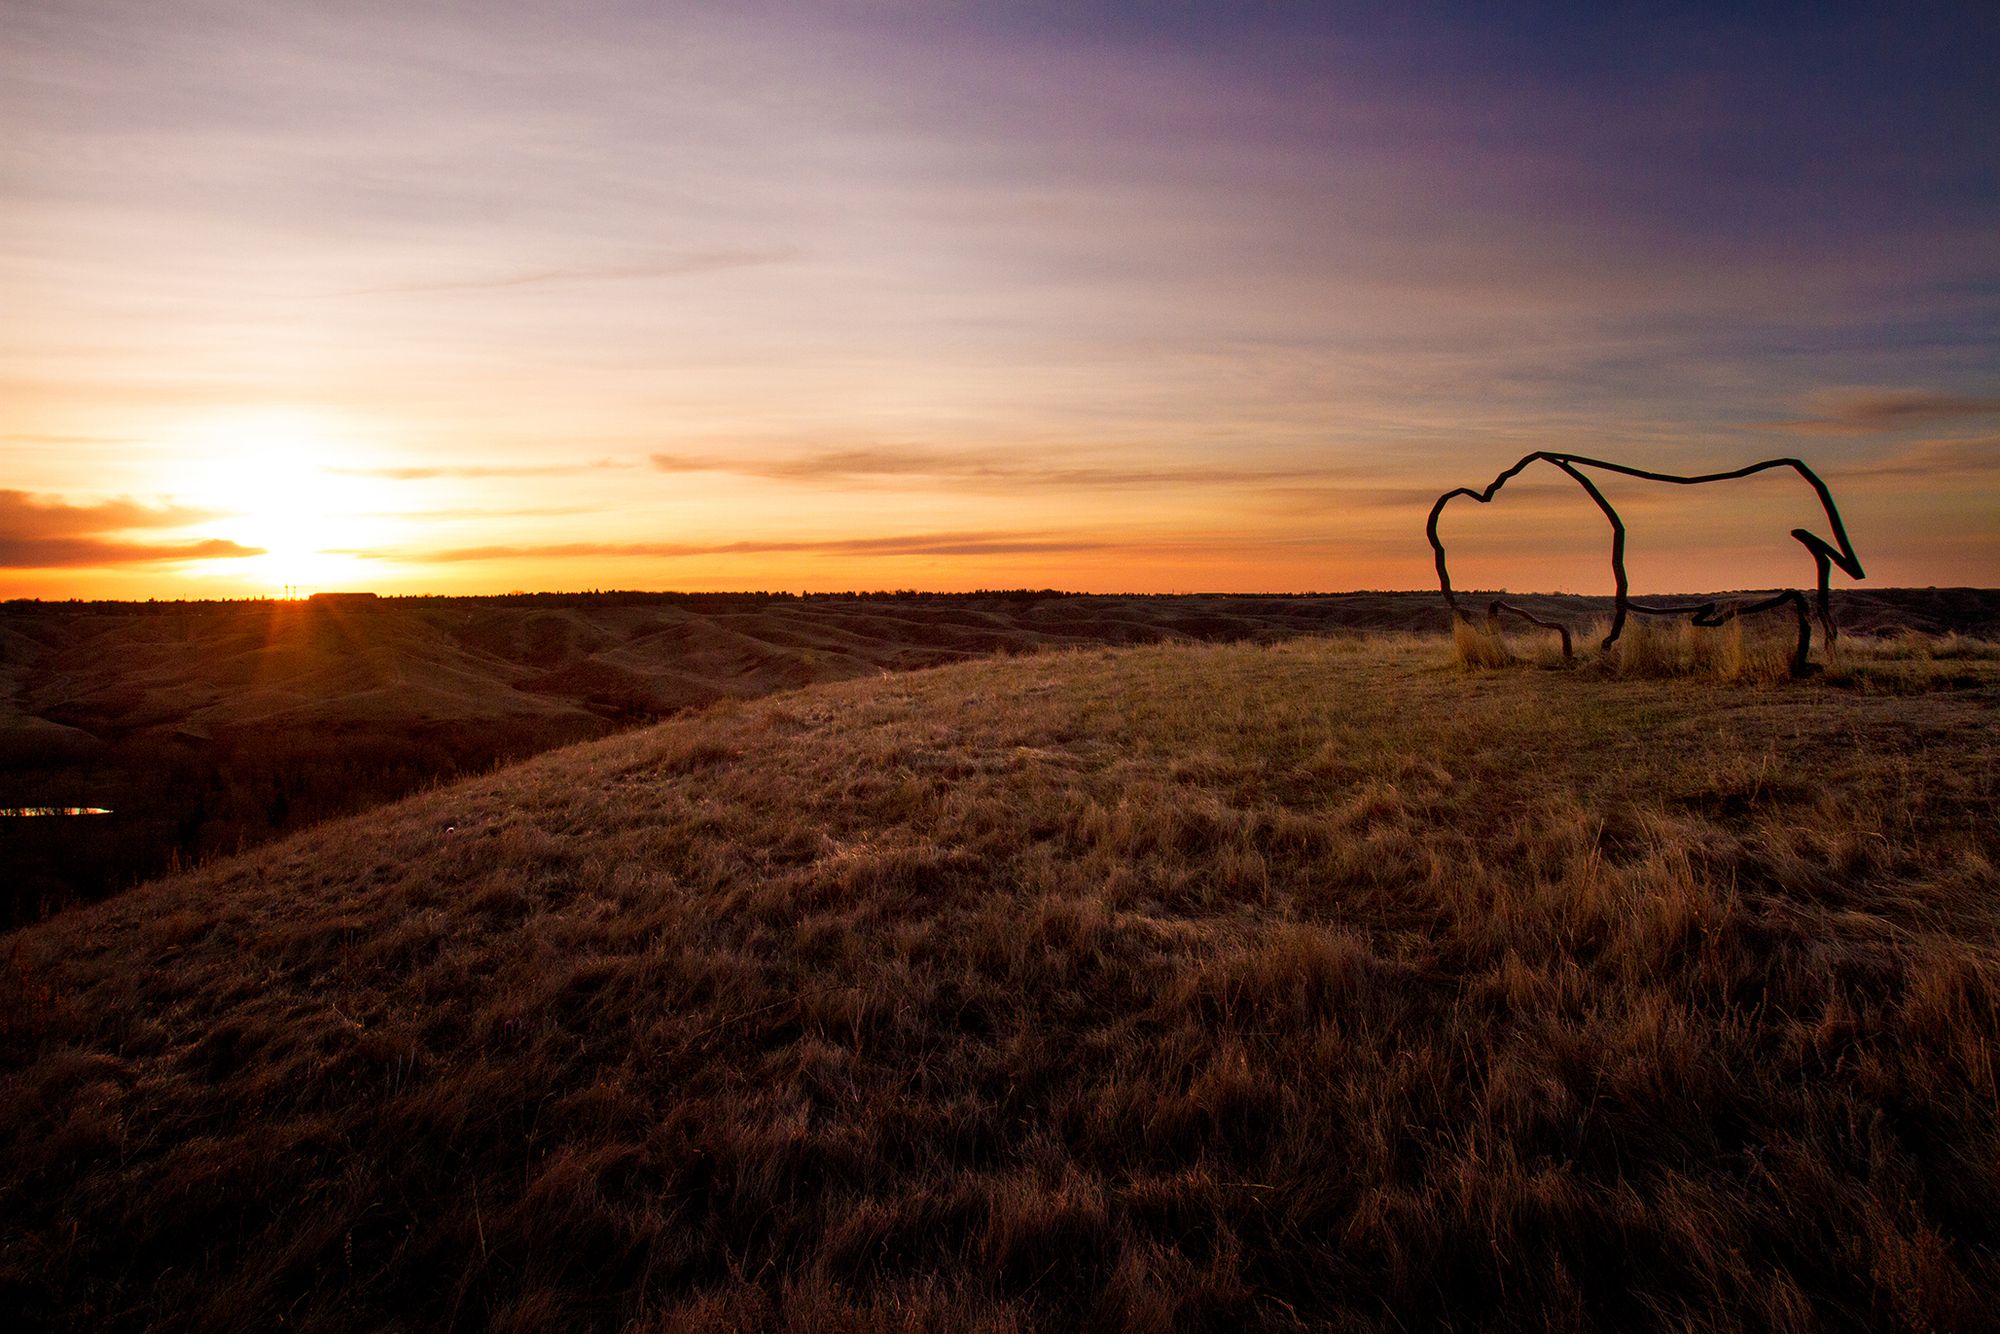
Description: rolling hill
5,588,1996,923
0,593,1434,921
4,635,1998,1330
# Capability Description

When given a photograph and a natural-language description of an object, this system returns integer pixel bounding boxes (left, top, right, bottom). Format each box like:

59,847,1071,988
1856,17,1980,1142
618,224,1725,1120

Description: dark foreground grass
3,637,1998,1331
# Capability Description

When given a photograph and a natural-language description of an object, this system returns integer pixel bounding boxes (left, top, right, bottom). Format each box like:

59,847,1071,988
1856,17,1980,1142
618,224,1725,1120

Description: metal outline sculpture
1427,453,1864,677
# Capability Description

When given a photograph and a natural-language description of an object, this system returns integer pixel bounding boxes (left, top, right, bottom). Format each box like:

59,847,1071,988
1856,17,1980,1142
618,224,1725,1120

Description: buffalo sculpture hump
1426,454,1865,677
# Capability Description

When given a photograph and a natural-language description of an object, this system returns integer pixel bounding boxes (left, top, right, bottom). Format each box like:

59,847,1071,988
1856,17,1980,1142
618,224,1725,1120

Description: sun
175,410,398,594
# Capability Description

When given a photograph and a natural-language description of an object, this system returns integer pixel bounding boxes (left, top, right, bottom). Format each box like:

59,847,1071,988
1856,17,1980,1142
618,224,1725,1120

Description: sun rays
169,410,403,594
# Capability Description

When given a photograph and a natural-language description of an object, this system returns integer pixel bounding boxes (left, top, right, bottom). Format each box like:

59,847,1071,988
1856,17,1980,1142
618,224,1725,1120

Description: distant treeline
1,589,1443,615
3,590,1087,613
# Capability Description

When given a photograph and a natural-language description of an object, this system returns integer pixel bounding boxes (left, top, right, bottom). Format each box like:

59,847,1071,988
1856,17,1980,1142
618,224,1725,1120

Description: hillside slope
4,639,1998,1331
0,593,1439,920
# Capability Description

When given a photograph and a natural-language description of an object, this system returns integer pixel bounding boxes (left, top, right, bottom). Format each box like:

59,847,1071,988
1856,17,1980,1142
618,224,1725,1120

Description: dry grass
1451,617,1517,668
0,592,1436,922
1454,613,2000,688
3,636,1999,1331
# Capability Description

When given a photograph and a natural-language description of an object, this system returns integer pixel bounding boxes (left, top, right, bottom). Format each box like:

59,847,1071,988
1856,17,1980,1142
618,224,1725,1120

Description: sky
2,0,1996,598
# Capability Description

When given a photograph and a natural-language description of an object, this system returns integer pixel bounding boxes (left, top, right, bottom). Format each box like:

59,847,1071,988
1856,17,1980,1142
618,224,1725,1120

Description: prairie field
3,634,1999,1331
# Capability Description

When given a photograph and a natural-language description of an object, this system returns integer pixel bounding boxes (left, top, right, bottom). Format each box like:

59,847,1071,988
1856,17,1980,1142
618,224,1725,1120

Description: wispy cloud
0,490,216,538
0,489,258,568
360,531,1122,564
357,529,1436,570
1833,434,2000,480
1767,391,2000,436
0,536,263,569
336,250,798,296
0,434,137,445
1247,483,1471,517
399,505,595,520
647,447,1339,490
332,459,636,480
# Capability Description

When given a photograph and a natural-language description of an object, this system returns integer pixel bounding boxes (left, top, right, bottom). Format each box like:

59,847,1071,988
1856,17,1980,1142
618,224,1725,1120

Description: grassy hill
6,589,1994,923
4,636,1998,1331
0,592,1437,920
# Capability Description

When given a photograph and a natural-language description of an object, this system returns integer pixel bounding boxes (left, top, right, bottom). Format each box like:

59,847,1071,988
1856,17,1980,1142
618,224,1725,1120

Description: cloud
356,529,1431,570
1768,391,2000,436
0,490,215,538
1250,482,1472,516
0,537,264,569
0,434,136,445
336,250,798,296
359,531,1123,564
332,459,635,480
400,505,595,520
647,447,1339,490
1833,434,2000,480
0,490,260,568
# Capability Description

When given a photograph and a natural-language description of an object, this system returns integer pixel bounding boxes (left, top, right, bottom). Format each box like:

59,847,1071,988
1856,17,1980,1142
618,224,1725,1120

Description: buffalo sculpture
1426,453,1865,676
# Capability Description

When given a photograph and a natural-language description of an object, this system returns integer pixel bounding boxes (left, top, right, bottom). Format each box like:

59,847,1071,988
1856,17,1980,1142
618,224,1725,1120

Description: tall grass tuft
1528,615,1793,681
1451,617,1514,669
1614,618,1683,677
1679,619,1744,679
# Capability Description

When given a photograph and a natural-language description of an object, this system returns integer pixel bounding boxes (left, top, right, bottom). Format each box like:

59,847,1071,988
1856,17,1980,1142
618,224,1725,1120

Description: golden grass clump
1609,615,1678,676
1679,617,1744,678
1451,616,1515,668
1462,613,1789,680
1618,616,1795,682
1453,613,1813,682
2,636,1998,1331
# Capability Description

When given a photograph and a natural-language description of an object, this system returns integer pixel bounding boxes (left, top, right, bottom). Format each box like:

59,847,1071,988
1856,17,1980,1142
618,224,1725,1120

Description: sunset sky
3,1,1996,598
